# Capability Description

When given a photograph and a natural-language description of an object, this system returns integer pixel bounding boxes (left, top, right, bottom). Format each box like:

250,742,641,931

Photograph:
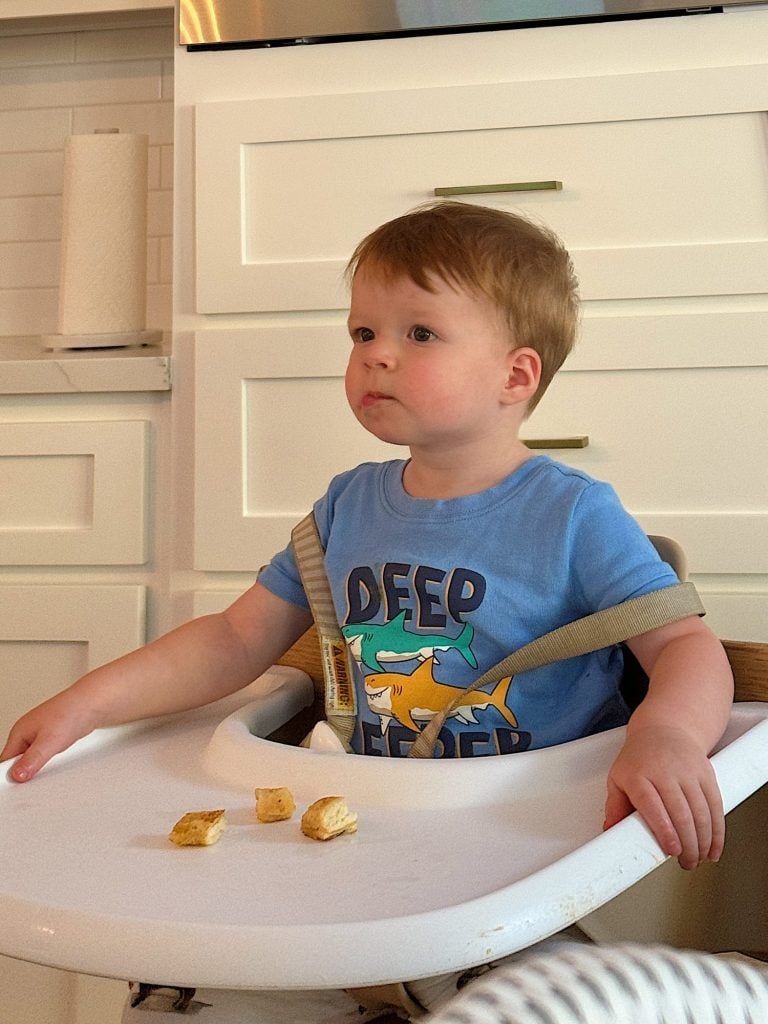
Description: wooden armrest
277,625,325,701
723,640,768,703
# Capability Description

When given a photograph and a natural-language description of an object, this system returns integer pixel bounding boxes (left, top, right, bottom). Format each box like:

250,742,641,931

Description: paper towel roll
57,131,150,338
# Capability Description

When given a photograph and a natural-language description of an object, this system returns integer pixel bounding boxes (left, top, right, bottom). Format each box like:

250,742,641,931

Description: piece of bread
255,786,296,823
168,809,226,846
300,796,358,841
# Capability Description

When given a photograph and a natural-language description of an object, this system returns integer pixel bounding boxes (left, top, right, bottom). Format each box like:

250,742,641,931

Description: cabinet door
0,420,148,565
193,322,768,641
193,326,390,571
0,584,145,736
195,64,768,314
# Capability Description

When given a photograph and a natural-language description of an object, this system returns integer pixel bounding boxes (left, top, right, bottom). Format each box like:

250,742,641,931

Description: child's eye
353,327,375,343
411,325,434,343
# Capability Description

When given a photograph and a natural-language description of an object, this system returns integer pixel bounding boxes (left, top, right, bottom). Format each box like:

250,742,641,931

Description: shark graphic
342,611,477,672
364,657,517,734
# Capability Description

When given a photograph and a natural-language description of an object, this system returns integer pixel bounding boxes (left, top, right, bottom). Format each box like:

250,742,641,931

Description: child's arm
604,616,734,870
0,582,313,782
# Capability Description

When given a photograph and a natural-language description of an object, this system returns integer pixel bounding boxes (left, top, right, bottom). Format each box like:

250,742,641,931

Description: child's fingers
3,726,70,782
630,776,723,870
0,725,34,768
8,747,45,782
602,781,634,831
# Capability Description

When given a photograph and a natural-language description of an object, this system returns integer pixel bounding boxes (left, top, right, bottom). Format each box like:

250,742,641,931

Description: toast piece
300,796,358,841
168,809,226,847
255,786,296,823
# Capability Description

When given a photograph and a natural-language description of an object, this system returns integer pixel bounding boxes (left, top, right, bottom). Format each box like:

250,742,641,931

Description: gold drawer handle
523,436,589,450
434,181,563,197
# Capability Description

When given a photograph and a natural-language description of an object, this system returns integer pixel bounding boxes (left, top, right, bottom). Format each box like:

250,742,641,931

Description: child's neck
402,441,535,500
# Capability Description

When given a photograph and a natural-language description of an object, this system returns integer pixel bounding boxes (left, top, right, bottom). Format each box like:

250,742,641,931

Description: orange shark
364,657,518,733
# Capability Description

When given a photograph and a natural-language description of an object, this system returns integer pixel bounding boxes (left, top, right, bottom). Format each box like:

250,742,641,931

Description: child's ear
502,347,541,406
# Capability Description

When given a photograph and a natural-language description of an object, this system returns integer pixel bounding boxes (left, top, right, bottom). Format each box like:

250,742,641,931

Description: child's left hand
603,724,725,871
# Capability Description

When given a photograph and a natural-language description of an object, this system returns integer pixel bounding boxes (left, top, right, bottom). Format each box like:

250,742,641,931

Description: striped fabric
291,513,356,747
428,943,768,1024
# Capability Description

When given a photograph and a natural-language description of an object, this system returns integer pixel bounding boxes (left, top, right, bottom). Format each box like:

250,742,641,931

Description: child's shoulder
325,459,403,497
526,455,612,497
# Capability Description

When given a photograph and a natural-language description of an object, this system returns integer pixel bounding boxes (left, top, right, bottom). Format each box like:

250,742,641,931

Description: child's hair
346,201,579,412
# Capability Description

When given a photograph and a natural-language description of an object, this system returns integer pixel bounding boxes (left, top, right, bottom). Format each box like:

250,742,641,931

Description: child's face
345,267,518,454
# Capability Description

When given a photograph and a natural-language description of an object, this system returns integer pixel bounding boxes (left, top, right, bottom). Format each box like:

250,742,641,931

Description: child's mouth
361,392,392,407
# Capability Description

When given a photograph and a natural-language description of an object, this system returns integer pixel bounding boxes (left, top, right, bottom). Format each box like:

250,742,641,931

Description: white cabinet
0,375,170,738
194,66,768,314
189,22,768,641
0,583,144,732
0,420,148,565
0,373,168,1023
192,316,768,641
194,326,395,572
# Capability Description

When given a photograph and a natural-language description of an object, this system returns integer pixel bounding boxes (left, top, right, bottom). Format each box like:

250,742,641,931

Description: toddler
1,201,734,1020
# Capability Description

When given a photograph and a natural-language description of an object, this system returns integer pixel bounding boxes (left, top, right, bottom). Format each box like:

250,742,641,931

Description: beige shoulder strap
291,511,704,760
291,513,356,749
408,581,704,758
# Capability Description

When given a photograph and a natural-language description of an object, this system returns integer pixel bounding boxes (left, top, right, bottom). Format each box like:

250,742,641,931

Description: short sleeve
568,480,680,613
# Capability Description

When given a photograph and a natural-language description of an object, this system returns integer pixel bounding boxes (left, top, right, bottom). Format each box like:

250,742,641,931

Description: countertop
0,336,171,395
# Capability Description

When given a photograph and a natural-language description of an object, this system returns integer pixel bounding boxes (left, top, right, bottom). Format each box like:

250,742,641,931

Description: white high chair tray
2,666,768,991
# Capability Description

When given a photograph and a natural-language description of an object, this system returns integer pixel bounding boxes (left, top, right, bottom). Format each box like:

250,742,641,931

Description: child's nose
363,334,396,368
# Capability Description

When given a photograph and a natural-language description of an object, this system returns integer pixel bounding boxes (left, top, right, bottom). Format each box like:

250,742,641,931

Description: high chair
1,538,767,992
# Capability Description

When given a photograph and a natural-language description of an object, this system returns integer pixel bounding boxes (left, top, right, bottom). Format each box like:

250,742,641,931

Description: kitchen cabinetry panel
193,326,767,588
0,583,145,736
195,65,768,314
193,326,390,571
526,366,768,574
0,419,148,565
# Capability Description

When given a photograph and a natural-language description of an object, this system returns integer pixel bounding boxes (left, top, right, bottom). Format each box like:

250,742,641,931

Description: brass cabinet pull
434,181,563,197
523,436,589,450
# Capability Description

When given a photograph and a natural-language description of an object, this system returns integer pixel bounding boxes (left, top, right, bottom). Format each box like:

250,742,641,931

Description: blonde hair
346,201,579,411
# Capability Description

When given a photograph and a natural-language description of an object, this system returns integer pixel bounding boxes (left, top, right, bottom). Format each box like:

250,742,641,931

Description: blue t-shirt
259,456,678,757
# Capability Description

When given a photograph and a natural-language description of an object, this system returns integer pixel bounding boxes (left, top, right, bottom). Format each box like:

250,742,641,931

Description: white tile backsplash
0,18,173,336
0,150,63,196
72,99,173,143
0,107,72,151
0,60,164,110
0,195,61,242
0,32,75,68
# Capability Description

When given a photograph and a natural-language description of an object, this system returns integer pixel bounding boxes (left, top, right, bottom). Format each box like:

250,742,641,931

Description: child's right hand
0,689,96,782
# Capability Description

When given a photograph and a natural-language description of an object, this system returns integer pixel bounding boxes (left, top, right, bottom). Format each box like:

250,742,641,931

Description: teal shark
342,611,477,673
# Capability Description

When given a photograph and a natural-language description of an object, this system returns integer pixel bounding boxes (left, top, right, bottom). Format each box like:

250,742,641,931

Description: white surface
0,419,148,565
194,64,768,314
2,666,767,991
0,336,171,394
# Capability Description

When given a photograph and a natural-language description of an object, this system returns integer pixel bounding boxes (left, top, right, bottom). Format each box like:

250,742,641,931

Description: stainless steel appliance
180,1,766,48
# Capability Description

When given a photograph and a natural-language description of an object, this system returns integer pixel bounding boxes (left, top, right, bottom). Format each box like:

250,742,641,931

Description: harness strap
408,582,704,758
291,511,705,760
291,513,356,749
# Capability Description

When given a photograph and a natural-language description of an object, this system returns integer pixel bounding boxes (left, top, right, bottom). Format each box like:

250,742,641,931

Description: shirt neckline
381,455,551,522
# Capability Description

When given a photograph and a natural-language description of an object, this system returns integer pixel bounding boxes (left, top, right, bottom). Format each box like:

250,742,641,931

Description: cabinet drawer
524,365,768,574
194,327,767,576
195,64,768,314
0,420,148,565
0,584,145,736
